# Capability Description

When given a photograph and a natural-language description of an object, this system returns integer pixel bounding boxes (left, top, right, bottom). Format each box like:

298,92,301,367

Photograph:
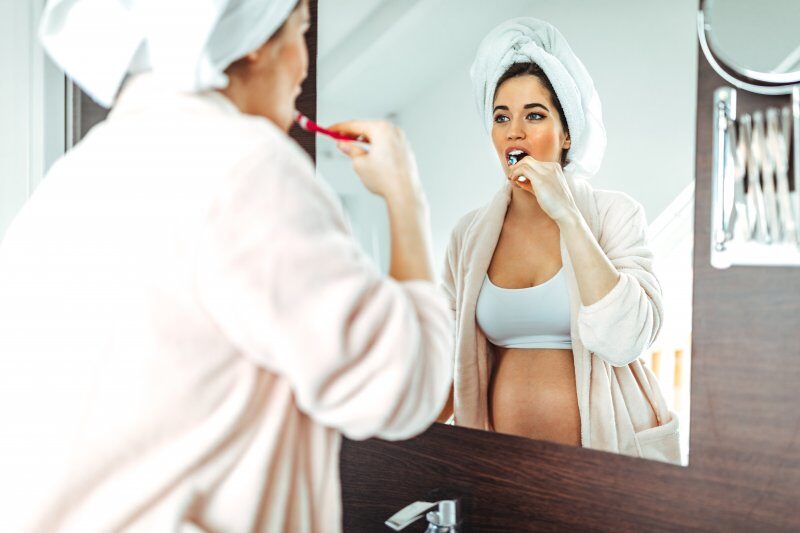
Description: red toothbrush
294,111,367,143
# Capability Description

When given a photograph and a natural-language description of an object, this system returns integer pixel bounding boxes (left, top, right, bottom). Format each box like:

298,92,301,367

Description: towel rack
698,3,800,268
710,87,800,267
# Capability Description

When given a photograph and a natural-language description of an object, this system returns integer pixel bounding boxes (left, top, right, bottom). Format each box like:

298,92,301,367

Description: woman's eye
494,113,544,123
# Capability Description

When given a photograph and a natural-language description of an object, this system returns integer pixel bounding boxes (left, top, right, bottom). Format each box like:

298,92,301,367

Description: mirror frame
698,0,800,94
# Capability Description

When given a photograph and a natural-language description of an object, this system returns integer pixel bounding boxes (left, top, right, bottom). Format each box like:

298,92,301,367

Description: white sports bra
476,268,572,349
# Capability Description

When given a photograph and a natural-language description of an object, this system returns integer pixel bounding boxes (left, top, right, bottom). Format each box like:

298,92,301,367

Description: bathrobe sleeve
441,210,482,331
440,210,478,318
195,141,453,441
576,192,663,367
441,230,460,317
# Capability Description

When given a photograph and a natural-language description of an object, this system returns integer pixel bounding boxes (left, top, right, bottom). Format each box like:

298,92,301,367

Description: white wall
395,73,500,270
0,0,65,242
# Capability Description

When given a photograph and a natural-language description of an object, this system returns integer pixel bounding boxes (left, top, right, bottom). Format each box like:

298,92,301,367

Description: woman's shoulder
568,179,647,239
214,117,325,209
583,182,646,223
230,114,314,174
452,208,482,237
206,111,344,224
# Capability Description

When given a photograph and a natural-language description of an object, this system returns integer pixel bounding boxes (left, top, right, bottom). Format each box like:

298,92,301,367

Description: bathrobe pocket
634,410,680,464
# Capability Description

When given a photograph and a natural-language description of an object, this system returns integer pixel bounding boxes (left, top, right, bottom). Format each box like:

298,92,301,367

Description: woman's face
491,75,571,171
231,0,311,130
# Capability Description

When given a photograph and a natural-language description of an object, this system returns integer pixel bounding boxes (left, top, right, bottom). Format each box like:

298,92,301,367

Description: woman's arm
385,192,435,282
507,158,663,366
334,120,436,282
507,157,619,305
557,212,620,306
574,200,663,365
196,139,453,442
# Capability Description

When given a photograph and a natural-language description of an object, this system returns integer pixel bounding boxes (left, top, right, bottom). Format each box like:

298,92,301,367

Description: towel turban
470,17,606,179
39,0,299,108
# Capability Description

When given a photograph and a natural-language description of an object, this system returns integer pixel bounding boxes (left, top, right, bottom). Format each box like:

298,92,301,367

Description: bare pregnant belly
489,347,581,446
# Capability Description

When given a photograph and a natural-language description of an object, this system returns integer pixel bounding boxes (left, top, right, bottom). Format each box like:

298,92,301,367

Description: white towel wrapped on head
39,0,299,108
470,17,606,180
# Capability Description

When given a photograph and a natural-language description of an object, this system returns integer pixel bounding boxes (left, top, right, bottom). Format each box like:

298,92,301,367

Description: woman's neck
217,77,286,130
507,185,550,226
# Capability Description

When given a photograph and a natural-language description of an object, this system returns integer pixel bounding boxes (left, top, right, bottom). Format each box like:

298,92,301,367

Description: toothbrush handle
295,112,367,142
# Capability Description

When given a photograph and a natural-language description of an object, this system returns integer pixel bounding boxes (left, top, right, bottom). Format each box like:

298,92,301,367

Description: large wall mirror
317,0,698,465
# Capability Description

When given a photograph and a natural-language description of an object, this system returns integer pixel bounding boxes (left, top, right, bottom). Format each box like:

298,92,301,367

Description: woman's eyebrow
493,103,550,113
524,102,549,111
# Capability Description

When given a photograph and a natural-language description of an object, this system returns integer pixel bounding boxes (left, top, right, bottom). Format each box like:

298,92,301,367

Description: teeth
507,149,525,166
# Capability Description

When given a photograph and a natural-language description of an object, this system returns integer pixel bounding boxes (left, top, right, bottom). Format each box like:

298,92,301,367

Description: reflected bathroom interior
316,0,699,465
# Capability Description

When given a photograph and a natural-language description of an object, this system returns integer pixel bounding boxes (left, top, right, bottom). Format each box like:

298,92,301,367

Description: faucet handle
426,499,461,529
385,501,439,531
385,499,462,531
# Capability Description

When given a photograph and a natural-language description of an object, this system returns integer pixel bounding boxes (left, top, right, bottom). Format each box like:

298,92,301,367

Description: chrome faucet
385,499,461,532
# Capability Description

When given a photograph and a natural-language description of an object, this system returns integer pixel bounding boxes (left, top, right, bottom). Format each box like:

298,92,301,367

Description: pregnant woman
438,17,679,464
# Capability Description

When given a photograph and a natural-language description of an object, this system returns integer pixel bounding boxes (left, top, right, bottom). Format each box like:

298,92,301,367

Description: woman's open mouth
506,149,528,167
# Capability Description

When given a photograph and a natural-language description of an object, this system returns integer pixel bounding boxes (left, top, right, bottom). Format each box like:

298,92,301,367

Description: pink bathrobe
442,179,680,464
0,75,452,532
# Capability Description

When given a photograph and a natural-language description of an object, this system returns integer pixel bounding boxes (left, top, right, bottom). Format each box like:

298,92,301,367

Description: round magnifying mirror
701,0,800,85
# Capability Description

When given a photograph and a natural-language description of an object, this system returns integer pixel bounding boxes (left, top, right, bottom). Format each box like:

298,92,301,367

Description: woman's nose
507,120,525,140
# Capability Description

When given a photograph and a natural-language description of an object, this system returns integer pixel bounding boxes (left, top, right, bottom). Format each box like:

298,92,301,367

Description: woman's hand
507,156,580,225
329,119,434,282
328,120,422,201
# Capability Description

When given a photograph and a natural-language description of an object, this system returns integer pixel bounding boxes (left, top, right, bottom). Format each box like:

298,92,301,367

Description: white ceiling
318,0,432,119
318,0,391,56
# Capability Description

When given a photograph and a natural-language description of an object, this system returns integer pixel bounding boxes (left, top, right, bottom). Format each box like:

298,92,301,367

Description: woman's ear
238,40,279,75
225,46,263,77
563,135,571,149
